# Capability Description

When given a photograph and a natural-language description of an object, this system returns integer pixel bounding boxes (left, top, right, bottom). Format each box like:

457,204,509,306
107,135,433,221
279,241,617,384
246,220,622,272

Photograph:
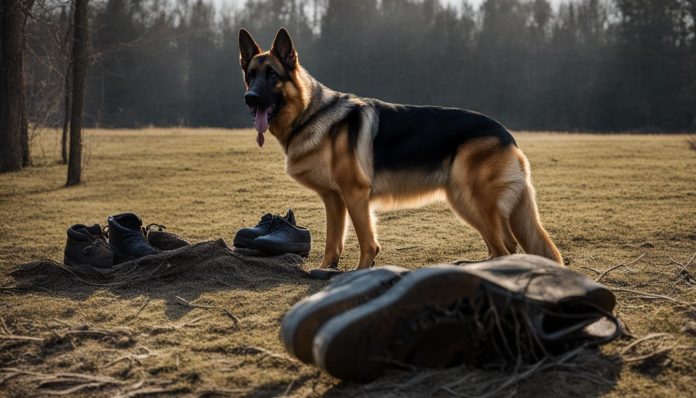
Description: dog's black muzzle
244,90,260,107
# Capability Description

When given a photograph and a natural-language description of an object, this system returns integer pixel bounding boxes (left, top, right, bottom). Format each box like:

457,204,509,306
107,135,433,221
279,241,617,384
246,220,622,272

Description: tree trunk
20,0,34,168
0,0,25,173
61,63,71,165
60,8,72,165
66,0,88,186
21,103,31,167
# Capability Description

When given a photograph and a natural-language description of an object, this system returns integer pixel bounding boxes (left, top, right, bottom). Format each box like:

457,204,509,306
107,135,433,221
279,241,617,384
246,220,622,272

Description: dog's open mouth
250,104,276,147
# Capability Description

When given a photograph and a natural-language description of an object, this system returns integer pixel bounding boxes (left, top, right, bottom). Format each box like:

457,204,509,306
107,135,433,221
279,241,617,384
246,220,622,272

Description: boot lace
257,213,275,227
145,223,166,234
268,218,292,233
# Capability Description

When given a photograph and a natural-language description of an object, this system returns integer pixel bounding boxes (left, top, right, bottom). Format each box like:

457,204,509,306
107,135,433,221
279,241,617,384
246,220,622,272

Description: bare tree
61,10,72,165
0,0,26,173
20,0,35,168
66,0,88,186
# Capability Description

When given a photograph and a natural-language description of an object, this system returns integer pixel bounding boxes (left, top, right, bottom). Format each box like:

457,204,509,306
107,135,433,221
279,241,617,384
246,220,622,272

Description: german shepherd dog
238,28,563,270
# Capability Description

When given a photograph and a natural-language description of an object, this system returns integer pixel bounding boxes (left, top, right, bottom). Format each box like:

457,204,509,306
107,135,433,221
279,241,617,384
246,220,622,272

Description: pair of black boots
233,209,311,257
64,212,188,268
281,255,622,382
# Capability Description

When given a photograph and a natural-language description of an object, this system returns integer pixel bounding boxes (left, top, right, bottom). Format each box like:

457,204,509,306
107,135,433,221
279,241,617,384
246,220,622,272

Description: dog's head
239,28,303,147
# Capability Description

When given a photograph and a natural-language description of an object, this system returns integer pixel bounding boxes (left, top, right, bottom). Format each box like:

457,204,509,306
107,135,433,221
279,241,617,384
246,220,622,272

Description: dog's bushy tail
510,184,563,265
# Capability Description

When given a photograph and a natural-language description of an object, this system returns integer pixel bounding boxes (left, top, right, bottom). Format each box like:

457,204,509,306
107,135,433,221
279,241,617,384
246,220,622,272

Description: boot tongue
254,107,270,147
284,208,296,225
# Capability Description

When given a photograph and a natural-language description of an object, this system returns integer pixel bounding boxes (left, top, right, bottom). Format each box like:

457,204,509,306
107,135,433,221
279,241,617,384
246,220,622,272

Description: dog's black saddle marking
372,102,516,172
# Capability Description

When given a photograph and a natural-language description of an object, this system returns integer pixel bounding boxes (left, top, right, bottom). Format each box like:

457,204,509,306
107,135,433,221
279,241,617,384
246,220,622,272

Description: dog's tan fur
240,29,562,269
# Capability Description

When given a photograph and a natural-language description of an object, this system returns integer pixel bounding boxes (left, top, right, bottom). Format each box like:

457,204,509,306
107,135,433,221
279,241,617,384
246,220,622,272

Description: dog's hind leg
446,141,522,261
320,191,347,268
446,187,511,260
501,218,518,254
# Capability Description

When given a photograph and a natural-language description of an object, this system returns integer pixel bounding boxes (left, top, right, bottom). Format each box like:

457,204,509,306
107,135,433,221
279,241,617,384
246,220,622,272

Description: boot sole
251,239,311,257
312,265,481,382
281,266,407,364
232,235,257,249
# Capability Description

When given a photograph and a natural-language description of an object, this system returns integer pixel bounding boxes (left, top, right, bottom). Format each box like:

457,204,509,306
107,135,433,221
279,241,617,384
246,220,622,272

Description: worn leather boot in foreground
287,254,621,382
64,224,114,268
107,212,159,263
281,266,410,364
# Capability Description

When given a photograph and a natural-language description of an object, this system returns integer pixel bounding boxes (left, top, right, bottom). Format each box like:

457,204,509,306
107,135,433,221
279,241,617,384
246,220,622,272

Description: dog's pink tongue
256,131,265,147
254,108,269,147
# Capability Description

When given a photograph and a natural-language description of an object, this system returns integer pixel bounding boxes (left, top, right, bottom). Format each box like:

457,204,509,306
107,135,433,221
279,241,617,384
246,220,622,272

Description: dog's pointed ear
271,27,298,70
239,29,261,71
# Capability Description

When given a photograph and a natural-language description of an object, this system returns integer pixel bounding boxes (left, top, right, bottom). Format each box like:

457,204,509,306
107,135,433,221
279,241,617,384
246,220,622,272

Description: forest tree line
16,0,696,132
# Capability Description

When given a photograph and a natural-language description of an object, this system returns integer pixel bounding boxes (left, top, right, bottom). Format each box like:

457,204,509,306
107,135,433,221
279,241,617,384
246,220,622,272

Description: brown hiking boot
145,224,190,251
64,224,114,268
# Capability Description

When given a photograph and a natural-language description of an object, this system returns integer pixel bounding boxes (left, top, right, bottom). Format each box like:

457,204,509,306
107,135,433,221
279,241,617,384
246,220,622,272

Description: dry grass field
1,128,695,397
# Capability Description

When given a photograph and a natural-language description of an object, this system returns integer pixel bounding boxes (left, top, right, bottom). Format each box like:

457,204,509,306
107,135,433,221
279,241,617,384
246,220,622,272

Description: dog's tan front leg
319,191,346,268
342,187,380,269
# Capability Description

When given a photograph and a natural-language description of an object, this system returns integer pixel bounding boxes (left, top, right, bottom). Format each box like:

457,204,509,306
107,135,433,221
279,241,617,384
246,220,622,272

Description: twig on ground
668,253,695,271
101,347,155,369
237,345,296,363
623,343,679,363
113,386,188,398
620,333,671,355
174,296,240,329
619,332,681,364
132,297,151,318
0,317,43,342
0,335,44,342
611,288,695,308
0,368,127,394
0,317,11,334
51,318,73,328
281,380,295,397
578,266,601,275
179,315,209,328
597,253,645,283
50,326,132,340
668,252,696,288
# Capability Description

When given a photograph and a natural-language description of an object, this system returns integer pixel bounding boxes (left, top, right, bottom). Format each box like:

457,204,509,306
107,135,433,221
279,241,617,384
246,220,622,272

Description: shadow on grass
0,183,67,199
5,239,326,320
236,347,622,397
328,350,621,398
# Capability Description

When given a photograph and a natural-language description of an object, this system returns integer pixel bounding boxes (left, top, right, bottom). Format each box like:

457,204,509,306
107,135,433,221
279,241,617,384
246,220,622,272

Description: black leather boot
64,224,114,268
107,212,159,263
252,211,311,256
233,209,297,248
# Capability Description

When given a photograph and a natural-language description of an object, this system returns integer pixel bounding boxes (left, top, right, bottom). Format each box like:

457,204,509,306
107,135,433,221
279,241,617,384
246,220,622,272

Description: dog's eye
267,70,279,81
